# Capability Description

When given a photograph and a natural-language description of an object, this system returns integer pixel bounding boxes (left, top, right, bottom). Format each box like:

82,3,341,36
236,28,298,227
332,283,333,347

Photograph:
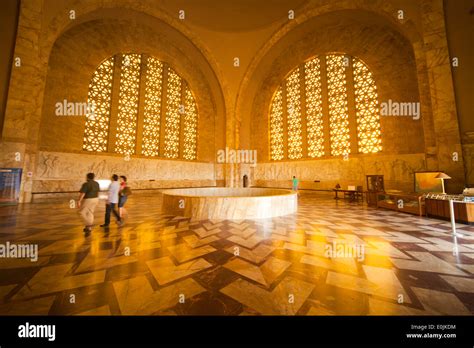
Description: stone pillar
225,97,236,187
420,0,466,193
413,41,438,171
462,132,474,187
2,0,46,203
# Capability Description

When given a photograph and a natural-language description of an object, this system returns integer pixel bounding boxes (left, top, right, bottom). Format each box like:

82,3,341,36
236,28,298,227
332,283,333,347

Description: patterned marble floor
0,191,473,316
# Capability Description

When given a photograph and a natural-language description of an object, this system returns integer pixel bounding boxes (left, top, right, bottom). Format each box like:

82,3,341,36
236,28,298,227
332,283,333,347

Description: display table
333,189,364,202
425,198,474,225
376,192,425,216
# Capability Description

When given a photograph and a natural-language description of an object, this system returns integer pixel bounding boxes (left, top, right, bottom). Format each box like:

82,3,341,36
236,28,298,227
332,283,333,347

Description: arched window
269,53,381,160
83,53,198,161
83,57,114,153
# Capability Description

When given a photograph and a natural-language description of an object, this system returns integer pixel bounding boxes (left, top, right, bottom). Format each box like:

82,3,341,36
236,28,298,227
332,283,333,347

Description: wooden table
333,189,363,202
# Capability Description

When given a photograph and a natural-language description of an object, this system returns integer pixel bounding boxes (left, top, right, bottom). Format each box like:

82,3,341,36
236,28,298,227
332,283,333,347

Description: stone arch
4,1,230,201
39,11,224,162
235,1,424,155
238,9,423,164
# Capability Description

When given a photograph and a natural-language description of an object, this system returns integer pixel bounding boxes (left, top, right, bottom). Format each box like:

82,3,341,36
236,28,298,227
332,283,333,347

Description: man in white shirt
100,174,123,227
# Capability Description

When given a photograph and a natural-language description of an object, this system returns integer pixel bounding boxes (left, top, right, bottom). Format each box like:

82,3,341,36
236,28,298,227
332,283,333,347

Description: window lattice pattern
183,86,198,160
114,54,141,155
326,54,350,156
269,53,381,161
142,57,163,156
353,58,382,153
163,68,182,159
83,54,199,161
305,58,324,158
269,87,284,160
286,68,303,159
83,57,114,152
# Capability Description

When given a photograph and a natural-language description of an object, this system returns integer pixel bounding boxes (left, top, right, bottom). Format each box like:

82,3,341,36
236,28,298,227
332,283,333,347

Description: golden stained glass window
163,68,181,159
142,57,163,157
269,87,284,160
269,53,381,161
352,57,382,153
183,86,198,160
83,57,114,152
83,54,199,161
286,68,303,159
114,54,141,155
326,54,350,156
305,57,324,158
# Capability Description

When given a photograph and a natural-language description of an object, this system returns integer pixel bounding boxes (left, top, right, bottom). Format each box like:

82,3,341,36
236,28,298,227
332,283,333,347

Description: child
118,175,130,218
292,176,299,191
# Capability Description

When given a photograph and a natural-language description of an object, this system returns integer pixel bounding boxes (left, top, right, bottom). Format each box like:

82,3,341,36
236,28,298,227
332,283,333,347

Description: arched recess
247,9,424,160
3,1,232,201
239,8,428,191
235,2,425,154
40,1,230,119
39,10,225,163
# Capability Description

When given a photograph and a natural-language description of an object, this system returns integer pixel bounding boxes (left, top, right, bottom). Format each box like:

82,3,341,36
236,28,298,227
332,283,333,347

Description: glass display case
377,192,425,216
366,175,384,207
424,193,474,224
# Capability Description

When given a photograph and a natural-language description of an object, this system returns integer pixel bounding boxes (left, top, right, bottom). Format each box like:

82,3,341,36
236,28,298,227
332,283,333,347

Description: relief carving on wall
37,151,214,181
39,153,59,178
87,160,109,179
254,154,426,186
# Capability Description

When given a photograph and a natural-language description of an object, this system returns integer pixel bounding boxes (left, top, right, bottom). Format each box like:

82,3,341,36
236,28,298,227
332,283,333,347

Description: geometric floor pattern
0,192,473,315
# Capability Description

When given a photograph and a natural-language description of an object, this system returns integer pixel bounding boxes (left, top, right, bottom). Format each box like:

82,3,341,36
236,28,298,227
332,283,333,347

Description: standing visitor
100,174,123,227
292,176,299,191
78,172,100,234
118,175,130,219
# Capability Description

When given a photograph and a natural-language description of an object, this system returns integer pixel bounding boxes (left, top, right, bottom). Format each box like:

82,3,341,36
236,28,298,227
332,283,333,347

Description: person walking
118,175,130,219
100,174,123,227
292,176,299,191
78,172,100,234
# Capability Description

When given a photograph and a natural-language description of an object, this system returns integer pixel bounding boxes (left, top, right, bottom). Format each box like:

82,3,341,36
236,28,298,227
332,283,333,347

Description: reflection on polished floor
0,192,473,316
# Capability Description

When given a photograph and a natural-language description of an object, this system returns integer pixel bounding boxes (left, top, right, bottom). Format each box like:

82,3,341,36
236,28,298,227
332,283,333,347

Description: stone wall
0,1,226,202
40,16,223,162
247,11,425,162
236,1,467,193
462,132,474,187
253,153,426,192
33,151,215,194
1,0,470,202
241,9,430,193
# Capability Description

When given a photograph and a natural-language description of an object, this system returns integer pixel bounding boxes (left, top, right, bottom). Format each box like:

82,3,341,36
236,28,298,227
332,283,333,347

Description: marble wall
40,17,224,161
462,132,474,187
417,0,466,193
33,151,215,193
247,12,425,161
1,0,226,202
1,0,470,202
235,0,468,193
253,153,427,192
